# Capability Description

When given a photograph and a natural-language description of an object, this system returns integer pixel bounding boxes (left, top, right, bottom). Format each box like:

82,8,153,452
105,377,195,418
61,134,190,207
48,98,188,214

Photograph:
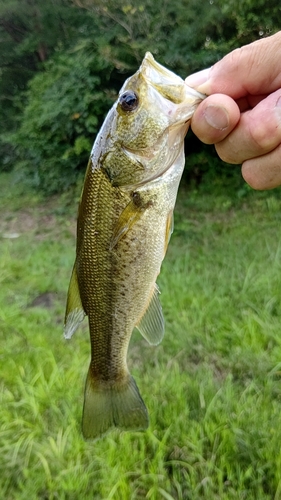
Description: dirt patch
1,206,76,240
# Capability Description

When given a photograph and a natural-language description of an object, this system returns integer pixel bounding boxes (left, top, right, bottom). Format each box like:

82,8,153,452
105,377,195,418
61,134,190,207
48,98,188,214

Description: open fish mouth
140,52,206,105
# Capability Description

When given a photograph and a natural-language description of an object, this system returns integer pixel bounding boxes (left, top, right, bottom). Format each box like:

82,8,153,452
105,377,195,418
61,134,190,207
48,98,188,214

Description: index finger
185,31,281,99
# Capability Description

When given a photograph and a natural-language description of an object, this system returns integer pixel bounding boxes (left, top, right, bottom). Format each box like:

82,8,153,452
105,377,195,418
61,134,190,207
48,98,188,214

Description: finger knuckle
247,118,279,152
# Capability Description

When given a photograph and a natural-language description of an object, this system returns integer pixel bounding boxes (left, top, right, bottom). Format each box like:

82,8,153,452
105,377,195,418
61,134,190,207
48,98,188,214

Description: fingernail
185,68,211,89
203,105,229,130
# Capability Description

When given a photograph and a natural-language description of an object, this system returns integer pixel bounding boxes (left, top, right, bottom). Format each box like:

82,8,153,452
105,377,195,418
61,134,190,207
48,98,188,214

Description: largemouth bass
64,53,205,440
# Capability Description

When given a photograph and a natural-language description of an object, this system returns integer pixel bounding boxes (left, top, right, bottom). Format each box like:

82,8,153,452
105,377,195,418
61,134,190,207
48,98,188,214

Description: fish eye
119,90,139,112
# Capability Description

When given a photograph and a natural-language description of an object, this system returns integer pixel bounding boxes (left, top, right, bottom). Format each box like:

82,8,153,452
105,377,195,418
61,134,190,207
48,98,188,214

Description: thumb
185,31,281,99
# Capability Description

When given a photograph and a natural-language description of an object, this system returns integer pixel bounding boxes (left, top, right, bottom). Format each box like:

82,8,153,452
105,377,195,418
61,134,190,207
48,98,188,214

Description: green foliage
0,0,86,114
0,0,92,171
2,175,281,498
10,45,114,193
76,0,237,74
78,0,281,75
222,0,281,44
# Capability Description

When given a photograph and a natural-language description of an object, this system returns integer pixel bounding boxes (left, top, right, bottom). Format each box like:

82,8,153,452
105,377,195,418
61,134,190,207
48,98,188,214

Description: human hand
185,31,281,190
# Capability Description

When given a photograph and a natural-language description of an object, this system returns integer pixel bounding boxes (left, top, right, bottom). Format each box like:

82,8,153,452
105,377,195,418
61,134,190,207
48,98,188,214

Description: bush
10,43,114,194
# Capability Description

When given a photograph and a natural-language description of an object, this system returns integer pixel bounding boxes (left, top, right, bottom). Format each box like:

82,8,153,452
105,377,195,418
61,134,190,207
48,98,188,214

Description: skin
185,31,281,190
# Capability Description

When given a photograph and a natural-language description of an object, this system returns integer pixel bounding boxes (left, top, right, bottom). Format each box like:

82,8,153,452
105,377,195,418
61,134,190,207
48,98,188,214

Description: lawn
1,172,281,499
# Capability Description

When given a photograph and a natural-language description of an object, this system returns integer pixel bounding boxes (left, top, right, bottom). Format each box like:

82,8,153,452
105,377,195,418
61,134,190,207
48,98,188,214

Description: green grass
2,172,281,499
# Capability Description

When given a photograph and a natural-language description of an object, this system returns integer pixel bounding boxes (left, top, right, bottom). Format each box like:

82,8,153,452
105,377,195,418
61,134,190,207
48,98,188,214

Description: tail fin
82,368,149,440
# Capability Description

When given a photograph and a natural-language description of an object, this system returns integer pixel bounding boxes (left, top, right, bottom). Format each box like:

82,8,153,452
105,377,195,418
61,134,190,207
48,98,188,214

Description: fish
64,52,205,440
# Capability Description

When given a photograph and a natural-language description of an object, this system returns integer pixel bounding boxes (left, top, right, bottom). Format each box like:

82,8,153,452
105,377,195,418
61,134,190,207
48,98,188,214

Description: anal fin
136,284,164,345
64,263,86,339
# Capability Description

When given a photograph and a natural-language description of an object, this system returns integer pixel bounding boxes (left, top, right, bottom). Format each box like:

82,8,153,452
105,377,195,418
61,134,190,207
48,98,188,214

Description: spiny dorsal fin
136,284,164,345
64,263,86,339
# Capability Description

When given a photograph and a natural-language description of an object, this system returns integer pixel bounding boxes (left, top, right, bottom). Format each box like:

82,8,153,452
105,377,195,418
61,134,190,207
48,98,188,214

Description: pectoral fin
136,284,164,345
64,263,86,339
165,209,174,254
110,198,145,249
